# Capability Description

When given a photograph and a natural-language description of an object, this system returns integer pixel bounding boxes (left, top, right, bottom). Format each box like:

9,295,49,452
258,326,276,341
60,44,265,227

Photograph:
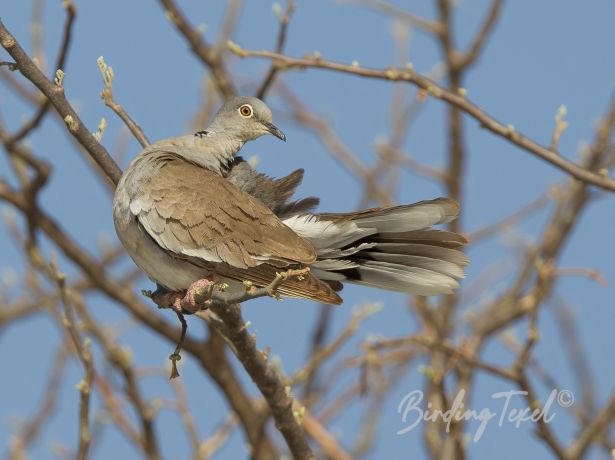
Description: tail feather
373,229,467,248
374,243,469,268
342,263,460,295
284,198,468,297
319,198,459,231
360,252,465,279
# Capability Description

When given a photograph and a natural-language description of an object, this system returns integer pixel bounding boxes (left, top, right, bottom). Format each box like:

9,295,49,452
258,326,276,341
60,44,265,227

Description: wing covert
130,155,317,269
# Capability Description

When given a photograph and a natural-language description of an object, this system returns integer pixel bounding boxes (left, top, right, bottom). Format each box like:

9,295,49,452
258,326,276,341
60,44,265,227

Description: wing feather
131,155,317,270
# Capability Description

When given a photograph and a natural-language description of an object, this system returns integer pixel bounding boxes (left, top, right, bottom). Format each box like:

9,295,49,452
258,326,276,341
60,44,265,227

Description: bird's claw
174,278,214,314
142,279,214,314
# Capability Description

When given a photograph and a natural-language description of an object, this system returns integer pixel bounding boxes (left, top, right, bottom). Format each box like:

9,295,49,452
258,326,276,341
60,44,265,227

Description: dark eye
238,104,253,118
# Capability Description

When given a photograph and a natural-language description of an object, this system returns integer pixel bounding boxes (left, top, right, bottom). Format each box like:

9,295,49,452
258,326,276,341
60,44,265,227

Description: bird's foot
141,279,213,379
172,278,215,315
142,285,182,308
142,279,214,315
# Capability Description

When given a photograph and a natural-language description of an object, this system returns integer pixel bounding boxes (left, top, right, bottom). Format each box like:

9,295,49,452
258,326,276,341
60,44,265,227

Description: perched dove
113,97,468,308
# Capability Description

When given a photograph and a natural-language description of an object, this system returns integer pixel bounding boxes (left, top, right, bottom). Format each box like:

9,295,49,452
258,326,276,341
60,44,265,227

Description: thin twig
6,0,76,147
6,347,68,460
297,402,352,460
340,0,442,36
277,83,394,205
51,259,94,460
97,56,150,147
569,393,615,459
0,60,17,70
457,0,503,69
158,0,236,99
256,0,295,99
73,295,161,460
550,105,569,152
168,378,201,458
467,189,552,244
292,306,376,385
198,414,238,459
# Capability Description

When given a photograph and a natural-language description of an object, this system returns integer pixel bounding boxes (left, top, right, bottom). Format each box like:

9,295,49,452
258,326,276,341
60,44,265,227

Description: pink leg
173,277,214,314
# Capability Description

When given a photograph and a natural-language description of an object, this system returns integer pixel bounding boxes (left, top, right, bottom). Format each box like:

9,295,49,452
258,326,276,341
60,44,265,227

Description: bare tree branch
228,45,615,192
5,0,76,147
256,0,295,99
208,300,315,460
157,0,236,99
0,19,122,185
97,57,149,148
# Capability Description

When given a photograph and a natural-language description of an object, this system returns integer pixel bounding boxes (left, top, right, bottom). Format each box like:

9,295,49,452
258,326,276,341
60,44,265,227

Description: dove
113,96,468,310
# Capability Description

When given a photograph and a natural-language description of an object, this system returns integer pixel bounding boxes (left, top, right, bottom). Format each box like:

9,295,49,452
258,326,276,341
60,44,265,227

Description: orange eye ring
238,104,253,118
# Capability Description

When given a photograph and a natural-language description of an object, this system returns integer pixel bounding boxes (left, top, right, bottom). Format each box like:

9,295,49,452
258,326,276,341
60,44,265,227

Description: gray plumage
113,96,468,305
227,157,320,217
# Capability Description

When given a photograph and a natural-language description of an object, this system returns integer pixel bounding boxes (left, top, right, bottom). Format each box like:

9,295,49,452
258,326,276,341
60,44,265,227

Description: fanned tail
283,198,468,296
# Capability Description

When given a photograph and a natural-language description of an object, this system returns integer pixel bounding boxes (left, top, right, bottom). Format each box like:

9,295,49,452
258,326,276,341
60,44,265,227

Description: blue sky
2,1,615,459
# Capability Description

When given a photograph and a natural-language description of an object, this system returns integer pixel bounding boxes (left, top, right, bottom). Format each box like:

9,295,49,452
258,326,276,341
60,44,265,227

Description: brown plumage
125,153,342,304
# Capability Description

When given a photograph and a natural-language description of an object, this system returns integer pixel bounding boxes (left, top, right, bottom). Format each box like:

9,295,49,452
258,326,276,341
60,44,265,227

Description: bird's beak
262,121,286,142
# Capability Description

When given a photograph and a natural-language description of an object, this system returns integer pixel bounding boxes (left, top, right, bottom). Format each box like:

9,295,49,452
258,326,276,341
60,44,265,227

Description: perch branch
162,268,316,460
209,298,315,460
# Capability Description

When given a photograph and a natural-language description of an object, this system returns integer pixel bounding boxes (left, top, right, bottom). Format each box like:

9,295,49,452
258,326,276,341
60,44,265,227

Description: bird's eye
238,104,253,118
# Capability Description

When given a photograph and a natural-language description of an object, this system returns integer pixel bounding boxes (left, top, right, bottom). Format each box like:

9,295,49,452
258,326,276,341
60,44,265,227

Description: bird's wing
129,154,317,268
215,263,342,305
128,154,342,304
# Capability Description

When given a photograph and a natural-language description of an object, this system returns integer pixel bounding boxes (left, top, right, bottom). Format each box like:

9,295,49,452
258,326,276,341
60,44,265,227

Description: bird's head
208,96,286,142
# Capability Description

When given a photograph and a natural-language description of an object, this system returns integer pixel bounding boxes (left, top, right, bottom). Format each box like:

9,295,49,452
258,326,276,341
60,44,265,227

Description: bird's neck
192,130,245,175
